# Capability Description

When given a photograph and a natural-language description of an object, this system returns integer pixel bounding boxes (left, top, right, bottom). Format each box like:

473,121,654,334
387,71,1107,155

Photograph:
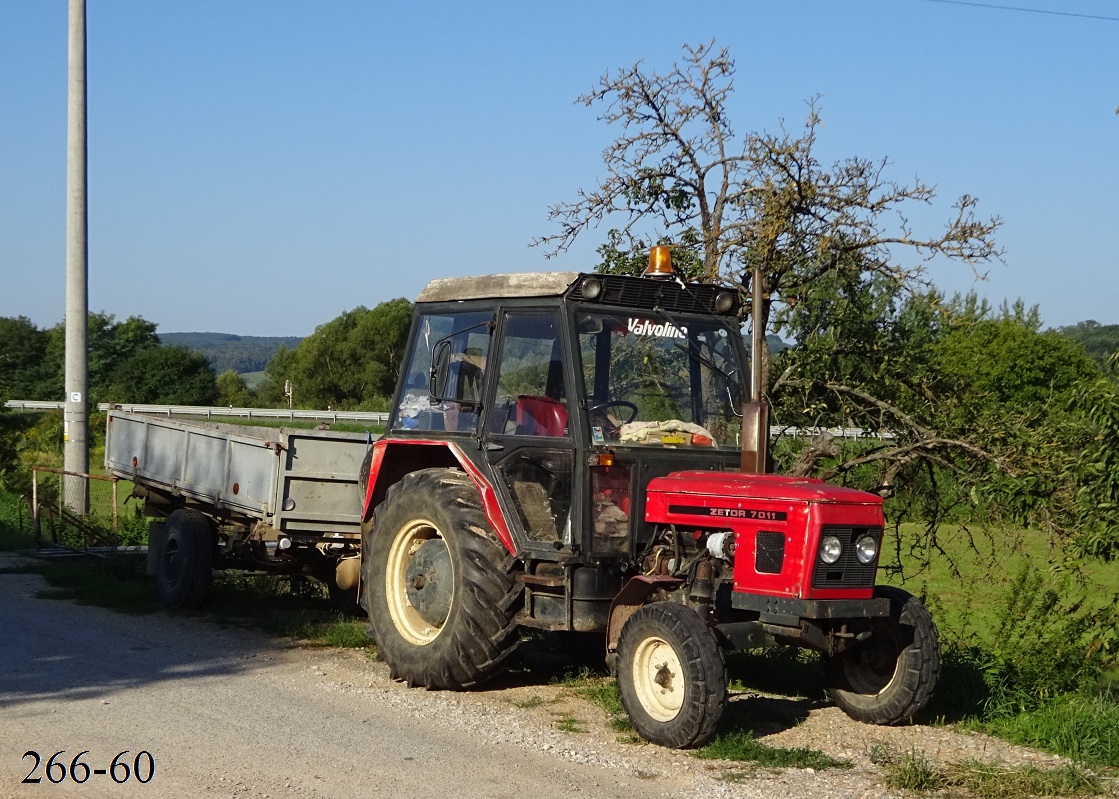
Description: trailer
104,409,373,608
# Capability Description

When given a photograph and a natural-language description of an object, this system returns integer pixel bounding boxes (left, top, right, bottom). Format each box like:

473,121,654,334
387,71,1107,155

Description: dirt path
0,560,1101,799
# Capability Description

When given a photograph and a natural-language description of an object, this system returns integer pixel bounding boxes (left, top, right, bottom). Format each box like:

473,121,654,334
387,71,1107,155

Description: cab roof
415,272,582,304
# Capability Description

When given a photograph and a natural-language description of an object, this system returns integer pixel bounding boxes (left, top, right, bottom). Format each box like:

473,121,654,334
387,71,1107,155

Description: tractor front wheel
824,586,940,724
616,602,727,748
363,468,522,690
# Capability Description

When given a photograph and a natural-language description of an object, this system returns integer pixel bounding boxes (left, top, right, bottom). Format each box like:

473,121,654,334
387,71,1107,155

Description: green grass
0,488,35,550
197,573,373,649
696,730,850,770
568,677,634,733
882,521,1119,636
240,371,266,390
880,750,1104,798
980,693,1119,767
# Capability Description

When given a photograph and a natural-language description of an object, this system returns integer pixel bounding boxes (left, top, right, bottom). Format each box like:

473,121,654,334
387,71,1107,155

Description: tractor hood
646,471,884,507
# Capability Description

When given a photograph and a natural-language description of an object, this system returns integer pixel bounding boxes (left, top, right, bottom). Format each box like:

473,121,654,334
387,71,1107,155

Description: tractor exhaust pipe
740,265,769,475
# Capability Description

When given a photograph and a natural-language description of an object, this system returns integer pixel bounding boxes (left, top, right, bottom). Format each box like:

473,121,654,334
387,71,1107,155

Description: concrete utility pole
63,0,89,513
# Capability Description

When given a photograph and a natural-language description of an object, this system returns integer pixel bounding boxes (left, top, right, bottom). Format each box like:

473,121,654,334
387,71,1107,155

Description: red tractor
358,250,939,748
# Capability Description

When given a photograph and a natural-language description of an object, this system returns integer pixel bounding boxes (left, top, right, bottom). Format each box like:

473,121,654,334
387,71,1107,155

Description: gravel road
0,557,1104,799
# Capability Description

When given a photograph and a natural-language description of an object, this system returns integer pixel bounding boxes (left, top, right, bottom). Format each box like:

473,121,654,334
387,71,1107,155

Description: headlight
855,534,878,564
580,276,603,300
819,535,842,564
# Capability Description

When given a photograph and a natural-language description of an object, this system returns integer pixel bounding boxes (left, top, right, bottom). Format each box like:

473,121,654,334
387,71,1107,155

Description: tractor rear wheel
155,509,214,609
363,468,522,689
616,602,727,748
825,586,940,724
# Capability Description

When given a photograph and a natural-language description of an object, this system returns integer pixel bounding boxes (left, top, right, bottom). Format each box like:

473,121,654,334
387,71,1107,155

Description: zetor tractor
358,249,940,748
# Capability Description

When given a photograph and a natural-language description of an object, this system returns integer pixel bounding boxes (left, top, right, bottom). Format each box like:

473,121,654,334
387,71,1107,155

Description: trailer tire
617,602,727,748
363,468,522,690
825,586,940,725
155,509,214,610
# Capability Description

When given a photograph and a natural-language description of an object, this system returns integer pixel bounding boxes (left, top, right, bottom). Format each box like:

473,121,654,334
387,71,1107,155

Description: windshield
576,311,745,451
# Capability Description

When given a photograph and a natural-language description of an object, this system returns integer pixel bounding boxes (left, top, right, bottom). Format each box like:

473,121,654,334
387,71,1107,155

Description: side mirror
430,339,452,400
429,338,484,412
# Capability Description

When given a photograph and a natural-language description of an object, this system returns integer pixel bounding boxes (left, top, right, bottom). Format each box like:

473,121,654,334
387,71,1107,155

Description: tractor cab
381,270,746,566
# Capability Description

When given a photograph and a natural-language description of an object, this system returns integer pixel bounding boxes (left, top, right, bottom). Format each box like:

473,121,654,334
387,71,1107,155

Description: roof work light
644,245,674,279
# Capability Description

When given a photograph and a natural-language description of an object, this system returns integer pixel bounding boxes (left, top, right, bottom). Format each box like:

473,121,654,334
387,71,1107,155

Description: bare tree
534,41,1003,389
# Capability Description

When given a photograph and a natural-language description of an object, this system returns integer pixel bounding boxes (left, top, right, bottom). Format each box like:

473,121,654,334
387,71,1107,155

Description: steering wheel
589,400,639,434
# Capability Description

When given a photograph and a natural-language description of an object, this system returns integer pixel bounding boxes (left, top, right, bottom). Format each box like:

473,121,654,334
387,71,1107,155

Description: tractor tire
363,468,523,690
155,509,214,610
616,602,727,748
825,586,941,725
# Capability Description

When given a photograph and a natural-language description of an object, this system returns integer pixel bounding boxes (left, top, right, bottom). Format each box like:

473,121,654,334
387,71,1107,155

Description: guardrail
5,400,895,439
4,400,390,424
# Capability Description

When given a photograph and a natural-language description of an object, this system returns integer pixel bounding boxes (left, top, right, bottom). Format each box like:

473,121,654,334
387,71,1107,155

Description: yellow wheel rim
385,519,451,645
632,635,684,722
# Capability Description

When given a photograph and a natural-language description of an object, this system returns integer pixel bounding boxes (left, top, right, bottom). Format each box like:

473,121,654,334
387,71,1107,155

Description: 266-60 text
22,751,155,784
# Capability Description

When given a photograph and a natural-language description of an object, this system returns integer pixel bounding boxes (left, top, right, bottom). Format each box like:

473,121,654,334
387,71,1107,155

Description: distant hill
159,332,302,375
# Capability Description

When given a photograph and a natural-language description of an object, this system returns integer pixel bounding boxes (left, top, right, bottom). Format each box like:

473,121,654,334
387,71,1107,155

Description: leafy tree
0,380,21,483
257,299,413,410
103,345,218,405
216,370,255,408
256,345,297,407
0,316,54,398
1057,320,1119,377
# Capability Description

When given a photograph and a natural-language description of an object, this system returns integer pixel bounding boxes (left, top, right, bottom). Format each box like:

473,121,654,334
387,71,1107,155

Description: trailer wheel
825,586,940,725
616,602,727,748
363,468,522,690
156,509,214,610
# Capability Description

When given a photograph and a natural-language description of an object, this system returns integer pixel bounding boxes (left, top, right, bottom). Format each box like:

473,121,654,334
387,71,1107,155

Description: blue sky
1,1,1116,336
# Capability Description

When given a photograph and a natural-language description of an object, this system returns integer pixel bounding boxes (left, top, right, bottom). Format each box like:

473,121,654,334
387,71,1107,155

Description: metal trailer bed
104,410,372,540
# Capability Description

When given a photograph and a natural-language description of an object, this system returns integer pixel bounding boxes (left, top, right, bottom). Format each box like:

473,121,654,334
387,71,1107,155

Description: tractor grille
755,531,785,574
567,274,739,316
811,526,881,589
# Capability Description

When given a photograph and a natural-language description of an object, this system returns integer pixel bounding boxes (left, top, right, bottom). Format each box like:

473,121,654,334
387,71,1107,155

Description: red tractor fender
360,438,516,555
605,574,684,652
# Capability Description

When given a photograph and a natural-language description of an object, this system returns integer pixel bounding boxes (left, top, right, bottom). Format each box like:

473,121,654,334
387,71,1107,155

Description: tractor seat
515,395,568,437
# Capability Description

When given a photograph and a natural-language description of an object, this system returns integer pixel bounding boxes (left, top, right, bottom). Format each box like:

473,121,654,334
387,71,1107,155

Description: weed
554,715,585,733
566,675,632,733
511,695,547,709
881,749,945,792
695,730,850,770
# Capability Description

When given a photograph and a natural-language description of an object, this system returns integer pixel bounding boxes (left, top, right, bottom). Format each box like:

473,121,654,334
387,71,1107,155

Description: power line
917,0,1119,21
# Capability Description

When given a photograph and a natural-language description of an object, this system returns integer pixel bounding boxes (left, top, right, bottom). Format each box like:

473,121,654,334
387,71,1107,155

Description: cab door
481,309,579,556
